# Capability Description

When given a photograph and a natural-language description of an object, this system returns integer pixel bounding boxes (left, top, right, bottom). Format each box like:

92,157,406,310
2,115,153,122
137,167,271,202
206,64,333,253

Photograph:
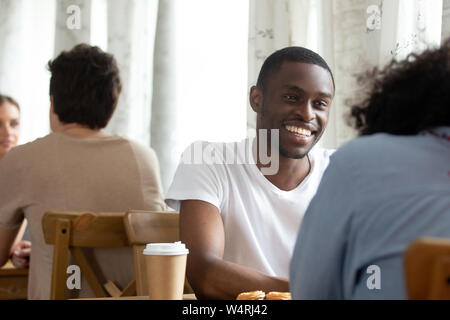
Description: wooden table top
74,293,197,300
0,260,28,300
0,261,28,276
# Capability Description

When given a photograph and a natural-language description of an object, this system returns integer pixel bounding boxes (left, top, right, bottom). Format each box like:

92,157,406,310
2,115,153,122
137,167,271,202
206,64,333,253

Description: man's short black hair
256,46,335,92
48,44,122,129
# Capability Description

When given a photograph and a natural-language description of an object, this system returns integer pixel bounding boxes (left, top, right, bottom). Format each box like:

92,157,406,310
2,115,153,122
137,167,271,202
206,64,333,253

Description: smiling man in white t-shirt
166,47,335,299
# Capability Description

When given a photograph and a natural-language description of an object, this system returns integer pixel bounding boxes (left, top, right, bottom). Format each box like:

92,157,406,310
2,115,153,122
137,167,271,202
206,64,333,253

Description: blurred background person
0,44,166,299
0,94,30,270
0,94,20,162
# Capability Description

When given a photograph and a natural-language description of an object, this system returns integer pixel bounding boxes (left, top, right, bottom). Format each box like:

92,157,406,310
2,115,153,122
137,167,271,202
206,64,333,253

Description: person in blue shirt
290,38,450,300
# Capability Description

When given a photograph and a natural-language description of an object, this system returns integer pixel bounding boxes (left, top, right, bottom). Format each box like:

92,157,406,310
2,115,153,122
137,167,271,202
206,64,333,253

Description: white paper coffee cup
142,241,189,300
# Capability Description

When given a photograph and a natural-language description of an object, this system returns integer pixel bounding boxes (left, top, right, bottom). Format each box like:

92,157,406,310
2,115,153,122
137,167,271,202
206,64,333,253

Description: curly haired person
290,39,450,300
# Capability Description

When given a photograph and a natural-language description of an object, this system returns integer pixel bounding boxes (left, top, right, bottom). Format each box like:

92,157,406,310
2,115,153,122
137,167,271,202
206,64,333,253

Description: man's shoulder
0,134,55,174
125,138,157,159
8,133,54,156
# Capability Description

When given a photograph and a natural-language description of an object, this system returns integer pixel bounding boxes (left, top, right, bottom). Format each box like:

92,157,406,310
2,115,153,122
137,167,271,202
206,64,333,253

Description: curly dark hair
349,38,450,136
0,94,20,111
48,44,122,129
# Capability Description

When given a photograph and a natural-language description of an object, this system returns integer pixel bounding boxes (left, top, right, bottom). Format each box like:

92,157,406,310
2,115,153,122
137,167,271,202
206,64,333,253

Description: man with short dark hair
47,44,122,130
0,44,166,299
166,47,335,299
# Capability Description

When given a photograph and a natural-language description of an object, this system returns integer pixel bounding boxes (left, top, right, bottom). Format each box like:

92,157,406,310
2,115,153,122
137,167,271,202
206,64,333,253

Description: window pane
175,0,249,155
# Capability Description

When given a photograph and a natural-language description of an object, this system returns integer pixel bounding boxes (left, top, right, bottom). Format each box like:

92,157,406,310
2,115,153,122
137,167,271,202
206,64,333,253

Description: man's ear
249,86,263,113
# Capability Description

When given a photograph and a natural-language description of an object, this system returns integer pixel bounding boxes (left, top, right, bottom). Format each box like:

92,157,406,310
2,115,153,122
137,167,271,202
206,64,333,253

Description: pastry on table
265,291,291,300
236,290,266,300
236,290,291,300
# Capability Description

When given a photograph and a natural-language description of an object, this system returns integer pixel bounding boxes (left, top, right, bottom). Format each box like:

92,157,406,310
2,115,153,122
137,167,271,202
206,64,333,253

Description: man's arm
180,200,289,300
0,224,20,267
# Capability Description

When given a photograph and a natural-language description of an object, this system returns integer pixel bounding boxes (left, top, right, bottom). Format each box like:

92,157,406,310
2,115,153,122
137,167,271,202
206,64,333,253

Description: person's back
0,44,166,299
1,132,165,299
351,130,450,299
290,129,450,299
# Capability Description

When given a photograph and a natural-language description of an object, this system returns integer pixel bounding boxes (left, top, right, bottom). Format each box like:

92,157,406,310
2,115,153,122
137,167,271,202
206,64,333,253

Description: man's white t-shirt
165,138,333,278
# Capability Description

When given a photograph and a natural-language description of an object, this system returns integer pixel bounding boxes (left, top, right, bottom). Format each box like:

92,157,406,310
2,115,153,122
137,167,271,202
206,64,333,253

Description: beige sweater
0,132,166,299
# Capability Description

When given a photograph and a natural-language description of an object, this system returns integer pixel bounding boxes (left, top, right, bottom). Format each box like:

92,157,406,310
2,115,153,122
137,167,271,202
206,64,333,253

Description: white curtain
150,0,178,192
442,0,450,39
248,0,443,149
106,0,157,144
0,0,55,144
0,0,157,147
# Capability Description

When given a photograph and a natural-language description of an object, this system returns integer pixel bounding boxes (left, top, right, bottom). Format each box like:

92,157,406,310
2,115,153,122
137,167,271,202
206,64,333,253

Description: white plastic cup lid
143,241,189,255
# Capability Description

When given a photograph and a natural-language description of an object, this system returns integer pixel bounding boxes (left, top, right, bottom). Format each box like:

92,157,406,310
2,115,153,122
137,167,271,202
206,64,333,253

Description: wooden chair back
123,210,193,295
42,211,135,299
404,237,450,300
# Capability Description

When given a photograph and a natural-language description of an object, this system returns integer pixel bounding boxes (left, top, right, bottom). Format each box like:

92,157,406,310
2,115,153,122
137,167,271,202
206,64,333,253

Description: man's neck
253,138,311,192
54,123,110,138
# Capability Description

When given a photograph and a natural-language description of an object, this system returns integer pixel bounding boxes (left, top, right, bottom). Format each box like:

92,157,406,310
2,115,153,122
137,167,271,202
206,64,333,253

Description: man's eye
11,120,20,127
314,101,328,108
284,95,298,102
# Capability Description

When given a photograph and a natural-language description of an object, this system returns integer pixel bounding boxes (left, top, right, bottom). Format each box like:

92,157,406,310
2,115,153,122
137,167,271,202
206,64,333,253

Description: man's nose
295,100,315,122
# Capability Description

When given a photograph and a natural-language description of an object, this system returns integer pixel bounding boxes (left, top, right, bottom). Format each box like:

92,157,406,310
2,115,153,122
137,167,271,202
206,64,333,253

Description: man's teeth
285,125,312,137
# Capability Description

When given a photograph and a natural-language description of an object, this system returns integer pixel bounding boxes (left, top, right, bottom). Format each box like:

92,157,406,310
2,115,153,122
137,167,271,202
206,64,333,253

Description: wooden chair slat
50,218,71,300
120,279,136,297
43,211,128,247
104,280,122,297
71,247,107,297
124,210,179,245
404,237,450,300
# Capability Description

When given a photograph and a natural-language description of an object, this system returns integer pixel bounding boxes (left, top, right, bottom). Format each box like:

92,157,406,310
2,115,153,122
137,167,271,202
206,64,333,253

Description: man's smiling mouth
284,125,312,137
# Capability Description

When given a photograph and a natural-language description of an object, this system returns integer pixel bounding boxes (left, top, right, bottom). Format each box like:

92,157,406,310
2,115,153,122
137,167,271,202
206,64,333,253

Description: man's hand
10,240,31,269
